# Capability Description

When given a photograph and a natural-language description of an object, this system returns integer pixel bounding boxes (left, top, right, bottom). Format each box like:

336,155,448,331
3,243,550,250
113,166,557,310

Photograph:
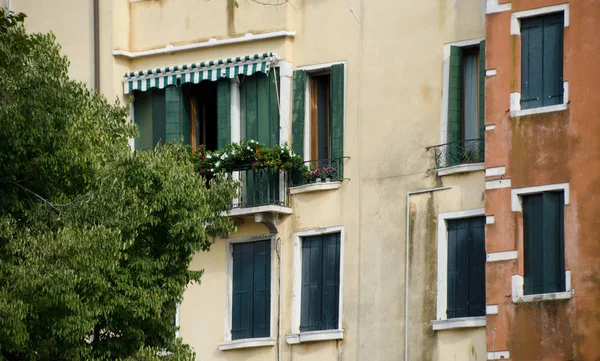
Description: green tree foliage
0,10,237,361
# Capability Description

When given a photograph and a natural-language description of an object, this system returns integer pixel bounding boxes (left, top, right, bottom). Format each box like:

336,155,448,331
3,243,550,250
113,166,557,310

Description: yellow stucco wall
16,0,487,360
13,0,95,86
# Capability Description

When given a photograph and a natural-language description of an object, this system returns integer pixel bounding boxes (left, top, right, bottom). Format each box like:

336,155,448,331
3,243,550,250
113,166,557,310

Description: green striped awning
123,52,276,94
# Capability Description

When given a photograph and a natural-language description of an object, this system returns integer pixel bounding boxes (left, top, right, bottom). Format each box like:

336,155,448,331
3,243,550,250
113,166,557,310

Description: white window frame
287,226,345,344
438,38,485,176
509,4,570,117
433,208,486,330
295,61,347,163
219,234,277,351
175,303,181,338
440,38,485,145
510,183,573,303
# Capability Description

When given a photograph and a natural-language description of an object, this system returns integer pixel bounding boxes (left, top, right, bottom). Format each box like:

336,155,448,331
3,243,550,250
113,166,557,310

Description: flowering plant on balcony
191,140,303,176
306,165,334,182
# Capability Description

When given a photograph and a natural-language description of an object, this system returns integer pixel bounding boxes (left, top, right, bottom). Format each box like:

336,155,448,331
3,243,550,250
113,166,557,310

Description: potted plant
306,166,322,183
320,166,333,182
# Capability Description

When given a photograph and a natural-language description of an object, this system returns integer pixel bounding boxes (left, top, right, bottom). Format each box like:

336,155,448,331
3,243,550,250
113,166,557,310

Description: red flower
251,162,256,167
201,155,205,159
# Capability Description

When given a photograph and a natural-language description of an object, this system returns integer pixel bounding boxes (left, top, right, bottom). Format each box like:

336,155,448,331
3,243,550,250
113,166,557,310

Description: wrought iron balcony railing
225,163,289,209
426,138,484,169
289,158,344,187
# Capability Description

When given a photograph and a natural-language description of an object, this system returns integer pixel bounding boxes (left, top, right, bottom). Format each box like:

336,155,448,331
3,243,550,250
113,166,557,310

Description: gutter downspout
93,0,100,92
7,0,11,12
404,186,451,361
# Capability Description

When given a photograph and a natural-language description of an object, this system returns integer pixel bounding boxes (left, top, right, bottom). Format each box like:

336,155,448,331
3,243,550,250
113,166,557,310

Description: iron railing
289,158,345,187
225,163,289,209
426,138,484,169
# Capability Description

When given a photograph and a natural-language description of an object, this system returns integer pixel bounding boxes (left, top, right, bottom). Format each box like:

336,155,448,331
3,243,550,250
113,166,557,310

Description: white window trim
509,5,570,117
440,38,485,145
221,234,277,349
510,4,570,35
512,272,573,303
510,182,569,212
486,0,511,14
510,183,572,303
289,181,342,195
435,208,485,322
509,82,569,118
437,163,484,177
219,337,276,351
175,303,181,338
431,316,486,331
288,226,345,343
296,61,347,162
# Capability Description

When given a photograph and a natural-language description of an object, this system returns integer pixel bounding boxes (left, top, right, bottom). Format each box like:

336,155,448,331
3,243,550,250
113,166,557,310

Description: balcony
426,139,484,176
225,163,291,232
289,158,345,194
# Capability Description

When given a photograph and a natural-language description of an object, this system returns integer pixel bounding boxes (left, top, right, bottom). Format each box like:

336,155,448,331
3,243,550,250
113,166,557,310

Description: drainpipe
404,186,451,361
93,0,100,92
6,0,11,12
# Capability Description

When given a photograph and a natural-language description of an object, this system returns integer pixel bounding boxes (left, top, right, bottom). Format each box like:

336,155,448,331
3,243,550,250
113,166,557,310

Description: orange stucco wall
484,1,600,360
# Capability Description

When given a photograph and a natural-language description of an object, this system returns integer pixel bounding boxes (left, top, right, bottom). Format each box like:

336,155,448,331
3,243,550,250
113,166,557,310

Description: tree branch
10,182,88,213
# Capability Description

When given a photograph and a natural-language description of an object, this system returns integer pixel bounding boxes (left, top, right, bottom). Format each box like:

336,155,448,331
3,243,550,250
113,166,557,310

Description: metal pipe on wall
404,186,451,361
93,0,100,92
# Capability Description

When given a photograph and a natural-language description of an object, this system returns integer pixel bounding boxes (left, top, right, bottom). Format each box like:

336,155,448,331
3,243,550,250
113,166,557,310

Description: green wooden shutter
133,91,154,151
467,217,485,317
244,73,280,206
217,79,231,150
244,75,259,206
165,87,183,143
448,46,463,165
232,242,254,340
523,192,564,295
447,219,469,318
330,64,344,176
152,89,166,146
291,70,306,157
542,14,564,107
523,193,543,295
321,233,340,330
521,17,544,110
252,240,271,338
542,191,565,293
448,46,462,143
301,236,323,332
479,40,486,141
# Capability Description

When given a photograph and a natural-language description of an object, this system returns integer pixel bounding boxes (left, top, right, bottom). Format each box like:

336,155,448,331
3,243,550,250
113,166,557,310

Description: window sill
218,337,276,351
510,103,568,118
431,316,486,331
437,163,485,177
227,205,293,217
513,290,573,304
286,329,344,344
290,181,342,195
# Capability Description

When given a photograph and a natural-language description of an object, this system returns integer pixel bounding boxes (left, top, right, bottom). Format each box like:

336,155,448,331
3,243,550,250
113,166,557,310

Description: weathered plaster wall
13,0,95,86
485,1,600,359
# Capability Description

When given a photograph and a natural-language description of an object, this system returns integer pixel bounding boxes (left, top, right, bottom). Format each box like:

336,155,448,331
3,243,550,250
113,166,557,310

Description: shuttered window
241,71,280,206
231,240,271,340
520,13,564,110
447,217,485,319
133,82,231,151
523,191,565,295
292,64,344,175
300,233,341,332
